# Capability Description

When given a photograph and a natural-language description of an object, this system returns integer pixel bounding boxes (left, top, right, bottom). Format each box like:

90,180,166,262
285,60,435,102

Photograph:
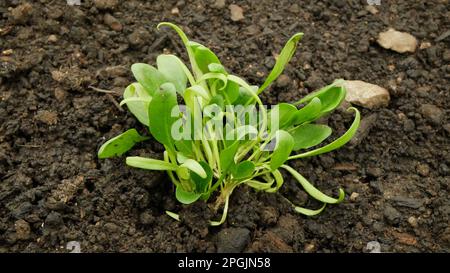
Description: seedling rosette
98,22,360,225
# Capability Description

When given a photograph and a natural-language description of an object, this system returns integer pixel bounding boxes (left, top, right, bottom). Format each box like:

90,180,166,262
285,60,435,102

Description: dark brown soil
0,0,449,253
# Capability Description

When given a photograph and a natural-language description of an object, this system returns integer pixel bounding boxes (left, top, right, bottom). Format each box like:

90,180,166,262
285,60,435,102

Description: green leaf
180,159,207,178
157,54,188,94
98,129,149,159
232,160,255,179
189,41,222,74
219,81,240,104
293,97,322,125
126,156,178,171
122,83,152,126
219,141,239,173
289,107,360,160
296,81,346,114
258,33,303,94
190,161,212,193
270,130,295,170
233,85,258,106
208,63,226,74
148,82,178,149
294,204,327,216
131,63,165,95
208,94,225,110
281,164,345,204
175,186,202,204
269,103,298,129
291,124,332,151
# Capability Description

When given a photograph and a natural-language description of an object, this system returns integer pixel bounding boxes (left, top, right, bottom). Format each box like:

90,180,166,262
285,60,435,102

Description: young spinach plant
98,22,360,225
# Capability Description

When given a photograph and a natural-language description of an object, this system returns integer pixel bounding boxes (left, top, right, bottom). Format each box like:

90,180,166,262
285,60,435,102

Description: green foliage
98,22,361,225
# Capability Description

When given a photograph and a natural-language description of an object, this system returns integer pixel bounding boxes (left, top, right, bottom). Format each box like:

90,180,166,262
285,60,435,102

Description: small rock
213,0,226,9
365,241,381,253
15,219,31,240
343,80,390,109
419,42,432,50
2,49,13,55
229,4,244,21
45,211,64,229
276,74,290,88
420,104,444,125
171,7,180,15
377,28,418,53
416,163,430,177
35,110,58,125
304,243,316,253
48,35,58,43
217,228,250,253
66,241,81,253
384,204,401,225
103,13,122,31
350,192,360,202
407,216,418,228
365,5,379,14
93,0,119,10
11,3,33,24
54,88,67,102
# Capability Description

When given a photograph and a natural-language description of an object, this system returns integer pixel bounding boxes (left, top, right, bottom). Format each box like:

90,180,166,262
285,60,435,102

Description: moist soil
0,0,449,252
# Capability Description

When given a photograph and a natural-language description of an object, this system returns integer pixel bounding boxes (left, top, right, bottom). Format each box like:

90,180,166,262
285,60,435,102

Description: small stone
171,7,180,15
217,228,250,253
377,28,417,53
213,0,226,9
407,216,418,228
103,13,122,31
343,80,390,109
391,196,423,209
416,163,430,177
35,110,58,125
54,88,67,102
365,241,381,253
384,204,401,225
276,74,290,88
2,49,13,55
304,243,316,253
128,27,151,47
93,0,119,10
420,104,444,125
365,5,379,14
229,4,244,21
419,42,432,50
11,3,33,24
350,192,360,202
15,219,31,240
48,35,58,43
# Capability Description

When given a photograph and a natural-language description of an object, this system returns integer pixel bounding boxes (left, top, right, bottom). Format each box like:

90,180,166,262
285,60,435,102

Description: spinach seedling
98,22,360,225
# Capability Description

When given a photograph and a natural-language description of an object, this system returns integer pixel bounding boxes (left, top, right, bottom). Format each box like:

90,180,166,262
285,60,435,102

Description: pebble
11,3,33,24
103,13,122,31
377,28,418,53
384,204,401,225
216,228,250,253
171,7,180,15
93,0,118,10
390,196,423,209
416,163,430,177
350,192,360,202
407,216,418,228
365,5,379,14
365,241,381,253
128,27,151,47
229,4,244,21
48,35,58,43
276,74,291,88
15,219,31,240
420,104,444,125
343,80,390,109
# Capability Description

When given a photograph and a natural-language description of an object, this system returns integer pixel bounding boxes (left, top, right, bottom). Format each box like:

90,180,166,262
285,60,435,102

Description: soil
0,0,449,253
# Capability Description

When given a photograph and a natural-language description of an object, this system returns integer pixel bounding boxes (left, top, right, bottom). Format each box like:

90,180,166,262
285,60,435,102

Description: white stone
343,80,390,109
377,28,417,53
